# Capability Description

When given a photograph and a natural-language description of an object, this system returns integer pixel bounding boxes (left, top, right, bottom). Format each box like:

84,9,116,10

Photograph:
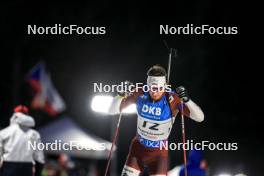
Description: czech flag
27,62,66,116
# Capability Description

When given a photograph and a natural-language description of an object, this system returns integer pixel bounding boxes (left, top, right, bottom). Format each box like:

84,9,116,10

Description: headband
147,76,166,87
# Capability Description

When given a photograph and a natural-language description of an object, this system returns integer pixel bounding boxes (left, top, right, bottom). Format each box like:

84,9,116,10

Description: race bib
137,115,175,141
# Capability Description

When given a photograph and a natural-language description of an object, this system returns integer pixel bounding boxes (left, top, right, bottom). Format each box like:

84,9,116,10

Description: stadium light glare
234,174,247,176
122,104,136,114
91,95,136,114
91,95,113,113
218,174,232,176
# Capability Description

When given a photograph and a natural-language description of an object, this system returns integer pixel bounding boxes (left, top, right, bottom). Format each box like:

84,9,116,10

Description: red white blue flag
27,62,66,116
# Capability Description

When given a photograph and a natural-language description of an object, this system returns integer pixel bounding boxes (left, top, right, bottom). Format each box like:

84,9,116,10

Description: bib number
137,116,173,141
142,121,160,131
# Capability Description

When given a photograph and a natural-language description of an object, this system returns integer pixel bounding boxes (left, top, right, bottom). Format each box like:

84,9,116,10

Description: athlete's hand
176,86,190,103
117,80,133,97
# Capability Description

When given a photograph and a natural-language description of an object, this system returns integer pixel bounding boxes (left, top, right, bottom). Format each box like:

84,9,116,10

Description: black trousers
0,162,32,176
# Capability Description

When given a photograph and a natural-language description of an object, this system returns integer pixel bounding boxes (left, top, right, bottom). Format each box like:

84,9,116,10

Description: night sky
1,1,261,175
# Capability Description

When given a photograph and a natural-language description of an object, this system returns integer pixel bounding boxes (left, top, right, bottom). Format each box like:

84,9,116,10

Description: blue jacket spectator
179,150,206,176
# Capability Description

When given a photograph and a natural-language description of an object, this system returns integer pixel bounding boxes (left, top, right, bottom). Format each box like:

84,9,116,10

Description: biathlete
109,65,204,176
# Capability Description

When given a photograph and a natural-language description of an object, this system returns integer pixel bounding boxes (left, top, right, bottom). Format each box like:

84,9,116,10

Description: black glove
176,86,190,103
117,80,134,97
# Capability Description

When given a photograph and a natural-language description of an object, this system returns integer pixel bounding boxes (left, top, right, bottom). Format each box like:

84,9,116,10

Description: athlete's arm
108,89,143,115
167,86,204,122
185,100,204,122
176,86,204,122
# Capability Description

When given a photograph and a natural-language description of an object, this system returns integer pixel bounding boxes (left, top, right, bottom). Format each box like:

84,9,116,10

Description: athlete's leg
121,164,141,176
121,152,142,176
146,150,168,176
121,138,142,176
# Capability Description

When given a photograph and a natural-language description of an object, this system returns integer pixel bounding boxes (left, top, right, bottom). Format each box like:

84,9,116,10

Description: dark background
1,1,261,175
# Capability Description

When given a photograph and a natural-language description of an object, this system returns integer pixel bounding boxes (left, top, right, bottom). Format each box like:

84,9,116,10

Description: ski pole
180,101,188,176
104,111,123,176
166,46,188,176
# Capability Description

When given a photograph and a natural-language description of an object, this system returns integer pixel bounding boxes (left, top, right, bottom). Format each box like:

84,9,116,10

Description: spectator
0,105,45,176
